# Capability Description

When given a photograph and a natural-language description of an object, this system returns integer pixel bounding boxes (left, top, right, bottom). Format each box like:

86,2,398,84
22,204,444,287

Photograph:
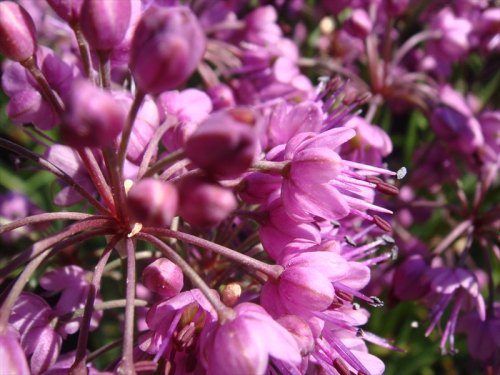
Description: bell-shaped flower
200,303,301,375
259,197,321,261
262,251,350,317
39,265,102,334
140,289,218,358
9,293,62,374
2,47,73,130
44,144,95,206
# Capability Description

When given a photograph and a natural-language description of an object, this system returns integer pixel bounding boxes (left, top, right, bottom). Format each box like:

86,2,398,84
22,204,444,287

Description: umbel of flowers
0,0,498,375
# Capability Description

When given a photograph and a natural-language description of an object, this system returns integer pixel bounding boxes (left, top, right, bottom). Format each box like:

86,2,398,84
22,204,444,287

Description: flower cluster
0,0,498,375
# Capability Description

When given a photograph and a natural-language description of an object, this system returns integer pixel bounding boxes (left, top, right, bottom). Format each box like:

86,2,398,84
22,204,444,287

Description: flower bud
62,79,125,148
80,0,131,51
222,283,242,307
142,258,183,298
185,108,258,178
207,84,235,110
0,2,37,62
46,0,84,23
127,179,178,227
130,6,206,94
345,9,372,39
177,175,237,228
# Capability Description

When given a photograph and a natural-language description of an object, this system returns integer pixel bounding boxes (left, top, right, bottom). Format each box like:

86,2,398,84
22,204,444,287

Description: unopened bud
222,283,242,307
62,80,125,148
185,108,258,178
142,258,183,298
127,179,178,227
130,6,206,94
46,0,84,23
345,9,372,38
0,2,37,62
177,175,237,228
80,0,131,51
207,84,235,110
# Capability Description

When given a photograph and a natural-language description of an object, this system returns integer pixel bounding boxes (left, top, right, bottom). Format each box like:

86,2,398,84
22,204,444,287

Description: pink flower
200,303,301,375
281,128,394,225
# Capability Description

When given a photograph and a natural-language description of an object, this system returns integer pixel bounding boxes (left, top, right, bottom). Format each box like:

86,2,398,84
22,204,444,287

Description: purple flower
281,128,394,225
0,192,43,242
2,47,73,129
200,303,301,375
9,293,62,374
0,326,30,375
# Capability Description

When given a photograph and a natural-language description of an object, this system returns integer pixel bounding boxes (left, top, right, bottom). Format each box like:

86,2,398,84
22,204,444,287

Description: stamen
397,167,407,179
373,215,392,232
343,196,393,214
342,160,396,176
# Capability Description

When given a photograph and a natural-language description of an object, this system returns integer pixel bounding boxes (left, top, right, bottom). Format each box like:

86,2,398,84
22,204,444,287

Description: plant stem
102,147,128,223
138,233,234,322
143,149,186,178
79,148,116,215
433,219,472,255
0,137,110,214
143,227,283,280
71,235,121,374
138,119,178,179
250,160,288,175
21,57,64,115
98,51,111,89
118,90,146,175
0,212,95,235
0,248,52,332
120,239,137,375
0,219,114,284
71,21,93,80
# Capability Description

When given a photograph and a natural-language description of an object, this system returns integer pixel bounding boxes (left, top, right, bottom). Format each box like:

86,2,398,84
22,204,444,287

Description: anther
381,234,395,244
390,246,399,260
369,296,384,307
377,181,399,195
397,167,407,180
373,215,392,232
333,358,351,375
344,235,357,246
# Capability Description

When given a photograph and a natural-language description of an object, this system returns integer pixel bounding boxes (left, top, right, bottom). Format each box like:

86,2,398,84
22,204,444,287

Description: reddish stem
0,218,115,284
142,227,283,280
0,222,114,332
71,235,121,374
120,239,137,375
0,137,110,214
138,233,234,322
0,212,95,235
78,149,116,215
